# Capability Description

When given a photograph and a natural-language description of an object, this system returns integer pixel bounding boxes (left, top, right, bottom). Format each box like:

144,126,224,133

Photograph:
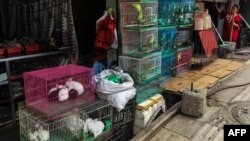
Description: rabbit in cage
65,78,84,95
66,114,85,136
29,123,49,141
84,118,105,138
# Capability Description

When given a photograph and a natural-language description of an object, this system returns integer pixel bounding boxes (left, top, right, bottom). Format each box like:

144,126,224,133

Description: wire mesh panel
112,99,136,128
19,107,82,141
112,121,134,141
176,47,193,74
119,52,162,84
19,100,113,141
136,81,163,104
174,30,192,48
158,0,194,26
161,51,176,77
158,27,176,52
182,0,195,25
120,1,158,27
24,64,95,118
121,27,158,57
158,0,180,26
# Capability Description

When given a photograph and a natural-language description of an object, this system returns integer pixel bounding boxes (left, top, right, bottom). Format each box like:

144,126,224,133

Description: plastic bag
98,87,136,112
93,69,134,94
104,74,123,84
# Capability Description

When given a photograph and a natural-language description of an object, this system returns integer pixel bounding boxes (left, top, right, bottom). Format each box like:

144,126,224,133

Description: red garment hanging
95,14,117,50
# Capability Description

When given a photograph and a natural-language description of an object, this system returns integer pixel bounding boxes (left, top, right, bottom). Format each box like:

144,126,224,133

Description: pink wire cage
176,47,193,74
23,64,95,118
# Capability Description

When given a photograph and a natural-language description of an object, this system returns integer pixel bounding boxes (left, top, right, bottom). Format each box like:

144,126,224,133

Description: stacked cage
176,47,193,74
19,100,114,141
21,64,121,140
119,52,161,84
112,98,136,141
23,64,95,118
158,27,177,78
117,1,160,139
120,0,161,84
174,29,193,74
158,0,194,27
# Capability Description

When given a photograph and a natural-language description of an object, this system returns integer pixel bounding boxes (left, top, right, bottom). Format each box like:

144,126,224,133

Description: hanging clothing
0,0,79,63
95,12,118,50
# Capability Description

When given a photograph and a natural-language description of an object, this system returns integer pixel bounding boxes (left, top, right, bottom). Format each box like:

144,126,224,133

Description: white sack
98,87,136,112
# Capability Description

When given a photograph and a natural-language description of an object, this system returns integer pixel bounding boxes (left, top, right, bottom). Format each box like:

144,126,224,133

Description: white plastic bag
98,87,136,112
93,69,134,94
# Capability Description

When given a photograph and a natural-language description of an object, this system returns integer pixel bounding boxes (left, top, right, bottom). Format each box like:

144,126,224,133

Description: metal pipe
239,14,250,30
211,20,225,45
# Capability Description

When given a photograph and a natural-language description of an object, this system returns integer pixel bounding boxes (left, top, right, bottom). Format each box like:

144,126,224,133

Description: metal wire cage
161,51,176,77
120,1,158,27
119,52,162,84
158,0,180,26
158,27,176,52
176,47,193,75
19,100,113,141
23,64,95,118
121,27,159,57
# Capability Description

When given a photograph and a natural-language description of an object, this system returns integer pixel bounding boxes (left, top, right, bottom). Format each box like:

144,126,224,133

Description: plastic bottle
203,9,212,30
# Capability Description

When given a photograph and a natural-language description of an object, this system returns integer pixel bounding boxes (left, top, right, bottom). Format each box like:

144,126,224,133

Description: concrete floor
149,61,250,141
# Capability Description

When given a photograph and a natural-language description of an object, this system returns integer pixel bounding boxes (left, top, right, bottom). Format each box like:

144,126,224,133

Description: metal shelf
0,48,70,126
0,49,69,63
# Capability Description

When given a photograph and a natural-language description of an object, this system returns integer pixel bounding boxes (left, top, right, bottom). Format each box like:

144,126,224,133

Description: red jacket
95,14,116,49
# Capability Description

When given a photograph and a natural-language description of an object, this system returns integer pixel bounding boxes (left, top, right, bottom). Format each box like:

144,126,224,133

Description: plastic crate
158,1,179,26
25,44,42,54
19,100,113,141
158,27,176,52
23,64,95,118
176,47,192,74
0,48,4,58
6,46,22,57
120,1,158,27
121,27,159,57
119,52,162,84
113,98,136,128
161,51,176,77
112,121,134,141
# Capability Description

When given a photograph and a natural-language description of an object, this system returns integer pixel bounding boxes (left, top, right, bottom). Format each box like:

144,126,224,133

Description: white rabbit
38,126,50,141
29,131,39,141
85,118,104,138
48,84,64,94
65,78,84,95
58,86,69,102
66,115,85,136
